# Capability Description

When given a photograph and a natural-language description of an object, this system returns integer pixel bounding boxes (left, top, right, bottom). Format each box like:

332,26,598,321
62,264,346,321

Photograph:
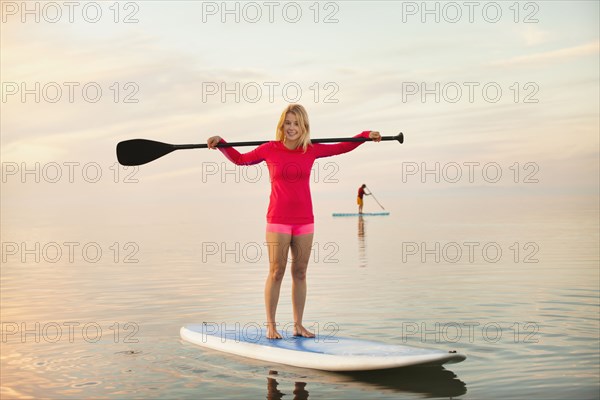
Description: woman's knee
269,264,286,281
291,264,308,281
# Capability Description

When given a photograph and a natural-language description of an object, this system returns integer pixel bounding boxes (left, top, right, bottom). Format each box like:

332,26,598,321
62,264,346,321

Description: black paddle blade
397,132,404,144
117,139,176,166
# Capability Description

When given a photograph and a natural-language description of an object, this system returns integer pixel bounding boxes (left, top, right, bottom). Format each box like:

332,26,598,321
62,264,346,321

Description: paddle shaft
365,186,385,210
174,133,402,149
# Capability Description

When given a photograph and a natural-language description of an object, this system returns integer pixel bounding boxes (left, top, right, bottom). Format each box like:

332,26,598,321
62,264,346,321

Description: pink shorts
266,223,314,236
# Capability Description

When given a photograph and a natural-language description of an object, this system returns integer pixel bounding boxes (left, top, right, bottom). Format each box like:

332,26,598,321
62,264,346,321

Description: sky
1,0,599,225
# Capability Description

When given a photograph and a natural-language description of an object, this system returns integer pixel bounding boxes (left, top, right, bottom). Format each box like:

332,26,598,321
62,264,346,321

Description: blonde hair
275,104,311,152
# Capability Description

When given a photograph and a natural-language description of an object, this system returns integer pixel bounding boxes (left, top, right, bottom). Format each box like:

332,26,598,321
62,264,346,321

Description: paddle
116,132,404,166
365,185,385,210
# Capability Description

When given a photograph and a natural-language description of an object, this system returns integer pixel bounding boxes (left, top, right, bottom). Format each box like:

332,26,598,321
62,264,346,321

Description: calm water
1,195,599,399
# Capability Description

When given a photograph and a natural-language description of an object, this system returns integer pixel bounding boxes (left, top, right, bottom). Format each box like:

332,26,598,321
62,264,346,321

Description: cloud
521,26,551,46
489,41,599,67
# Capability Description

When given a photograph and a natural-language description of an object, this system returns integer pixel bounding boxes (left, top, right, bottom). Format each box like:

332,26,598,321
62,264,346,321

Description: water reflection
358,215,367,268
342,366,467,397
266,367,466,399
267,372,309,400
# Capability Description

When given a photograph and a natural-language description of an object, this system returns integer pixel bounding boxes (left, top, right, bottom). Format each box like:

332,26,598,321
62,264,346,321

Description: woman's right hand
207,136,222,149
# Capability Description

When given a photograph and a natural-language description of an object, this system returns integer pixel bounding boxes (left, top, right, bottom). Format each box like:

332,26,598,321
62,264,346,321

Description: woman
357,184,370,214
207,104,380,339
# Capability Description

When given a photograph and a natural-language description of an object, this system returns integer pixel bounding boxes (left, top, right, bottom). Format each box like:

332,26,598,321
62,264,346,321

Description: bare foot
266,325,282,339
293,324,315,338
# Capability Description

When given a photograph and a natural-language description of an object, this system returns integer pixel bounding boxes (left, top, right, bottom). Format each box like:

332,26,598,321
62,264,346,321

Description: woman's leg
265,230,291,339
290,232,315,338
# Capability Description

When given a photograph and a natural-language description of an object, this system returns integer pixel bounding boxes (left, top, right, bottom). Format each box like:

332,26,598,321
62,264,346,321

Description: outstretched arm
207,135,266,166
314,131,381,159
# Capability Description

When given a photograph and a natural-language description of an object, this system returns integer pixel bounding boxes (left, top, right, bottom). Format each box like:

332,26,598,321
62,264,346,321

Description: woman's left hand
369,131,382,142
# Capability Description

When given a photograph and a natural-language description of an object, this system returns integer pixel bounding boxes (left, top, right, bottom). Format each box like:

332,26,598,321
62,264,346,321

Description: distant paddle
365,185,385,210
117,133,404,166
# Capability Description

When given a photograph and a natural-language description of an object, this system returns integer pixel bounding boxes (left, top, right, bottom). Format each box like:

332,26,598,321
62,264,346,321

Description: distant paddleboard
332,212,390,217
180,323,465,371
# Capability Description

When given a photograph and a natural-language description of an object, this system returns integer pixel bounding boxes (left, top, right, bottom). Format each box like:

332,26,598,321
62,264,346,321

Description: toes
267,331,282,340
293,329,315,338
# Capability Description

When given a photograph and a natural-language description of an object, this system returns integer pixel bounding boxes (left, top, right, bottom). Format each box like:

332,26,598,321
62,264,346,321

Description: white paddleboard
332,212,390,217
180,323,466,371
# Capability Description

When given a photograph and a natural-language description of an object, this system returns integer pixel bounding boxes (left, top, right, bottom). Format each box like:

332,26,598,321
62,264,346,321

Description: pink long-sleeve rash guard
218,131,371,224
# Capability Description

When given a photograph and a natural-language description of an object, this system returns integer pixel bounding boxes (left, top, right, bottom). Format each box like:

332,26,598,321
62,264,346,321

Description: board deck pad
180,323,466,371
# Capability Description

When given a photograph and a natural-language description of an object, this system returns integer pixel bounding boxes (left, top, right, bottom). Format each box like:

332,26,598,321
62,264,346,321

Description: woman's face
283,112,301,143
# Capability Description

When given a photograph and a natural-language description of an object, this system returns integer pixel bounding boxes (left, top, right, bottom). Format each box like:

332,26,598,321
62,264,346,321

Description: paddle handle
175,133,403,149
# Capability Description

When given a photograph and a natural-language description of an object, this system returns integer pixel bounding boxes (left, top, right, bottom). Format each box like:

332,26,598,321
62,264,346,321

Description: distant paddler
357,184,371,214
